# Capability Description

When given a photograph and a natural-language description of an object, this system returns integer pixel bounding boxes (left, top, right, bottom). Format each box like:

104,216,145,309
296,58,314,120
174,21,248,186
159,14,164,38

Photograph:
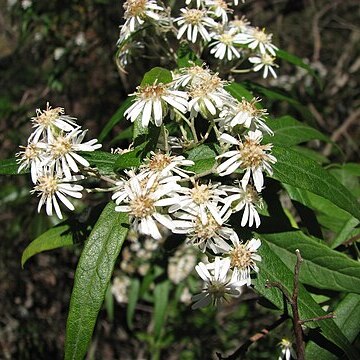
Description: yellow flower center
191,183,210,205
219,33,234,45
124,0,147,18
130,195,155,218
149,153,172,171
193,215,219,241
35,175,59,196
253,28,268,43
50,136,72,158
183,9,205,25
229,243,253,269
34,106,64,127
138,83,167,99
239,138,271,169
261,53,275,65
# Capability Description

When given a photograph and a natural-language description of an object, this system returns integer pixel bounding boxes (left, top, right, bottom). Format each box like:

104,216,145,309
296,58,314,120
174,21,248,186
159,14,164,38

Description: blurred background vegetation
0,0,359,358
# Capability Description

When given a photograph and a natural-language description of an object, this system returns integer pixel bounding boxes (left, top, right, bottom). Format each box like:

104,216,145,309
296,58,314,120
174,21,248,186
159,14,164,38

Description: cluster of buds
17,103,101,219
117,0,279,78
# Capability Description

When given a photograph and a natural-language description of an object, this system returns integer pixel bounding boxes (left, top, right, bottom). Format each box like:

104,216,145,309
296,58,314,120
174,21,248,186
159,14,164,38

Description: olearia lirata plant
5,1,360,359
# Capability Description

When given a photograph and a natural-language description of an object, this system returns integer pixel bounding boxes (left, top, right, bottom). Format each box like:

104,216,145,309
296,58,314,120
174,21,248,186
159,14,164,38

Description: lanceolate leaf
98,97,134,142
259,231,360,293
225,82,254,102
81,151,119,175
271,146,360,220
154,280,170,339
127,278,140,330
283,184,359,249
21,224,73,267
65,203,129,360
306,293,360,359
263,116,331,146
276,49,322,87
0,157,27,175
253,240,358,360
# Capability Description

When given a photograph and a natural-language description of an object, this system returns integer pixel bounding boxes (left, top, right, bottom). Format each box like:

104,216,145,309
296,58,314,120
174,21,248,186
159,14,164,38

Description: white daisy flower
188,72,232,118
229,16,250,33
173,207,236,253
114,172,181,240
31,172,84,220
119,0,164,41
227,237,262,285
218,97,273,134
16,141,46,184
39,128,102,179
209,27,243,61
192,257,247,309
249,53,279,79
173,64,211,89
29,102,78,143
216,130,276,192
124,83,188,127
223,183,263,228
205,0,233,24
141,151,194,178
175,7,217,43
168,181,233,225
238,27,278,56
278,338,296,360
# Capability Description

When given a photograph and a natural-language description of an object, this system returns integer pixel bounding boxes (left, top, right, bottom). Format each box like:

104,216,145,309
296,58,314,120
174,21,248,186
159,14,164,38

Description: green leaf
21,224,73,267
247,82,316,125
105,283,114,322
306,293,360,359
259,231,360,293
81,151,119,175
65,203,129,360
284,184,359,248
271,146,360,220
98,97,134,142
177,43,202,68
292,146,330,164
114,141,148,171
140,67,173,86
153,280,170,339
127,278,140,330
186,144,217,174
276,49,322,87
225,82,254,102
254,240,359,360
0,157,28,175
263,116,331,146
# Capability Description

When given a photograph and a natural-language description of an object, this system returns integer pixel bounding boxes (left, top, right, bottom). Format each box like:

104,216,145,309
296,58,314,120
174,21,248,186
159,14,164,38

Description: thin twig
299,313,335,324
217,315,289,360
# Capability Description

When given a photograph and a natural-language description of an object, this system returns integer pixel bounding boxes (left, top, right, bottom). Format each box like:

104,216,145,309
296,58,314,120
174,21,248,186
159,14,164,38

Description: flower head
238,27,278,56
227,238,262,285
192,257,246,309
125,83,188,127
209,27,243,61
219,97,272,134
216,130,276,192
249,53,279,79
176,7,217,43
31,172,84,219
278,338,296,360
29,102,78,143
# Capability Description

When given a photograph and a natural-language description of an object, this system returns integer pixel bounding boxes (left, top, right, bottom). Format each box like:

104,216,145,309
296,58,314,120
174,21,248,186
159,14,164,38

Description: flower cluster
119,59,277,308
17,103,101,219
118,0,279,78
